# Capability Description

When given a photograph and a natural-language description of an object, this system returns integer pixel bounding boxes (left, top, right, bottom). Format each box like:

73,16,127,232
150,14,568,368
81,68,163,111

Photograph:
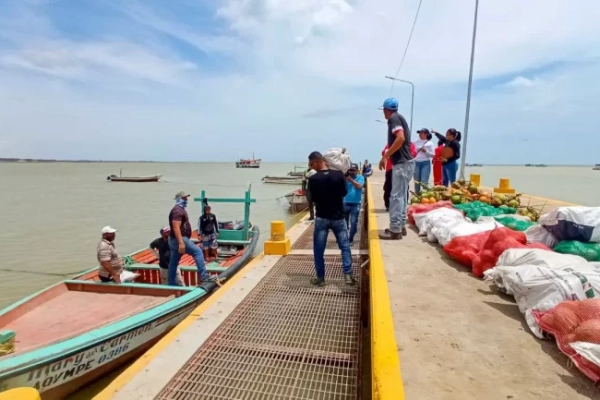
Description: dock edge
367,179,406,400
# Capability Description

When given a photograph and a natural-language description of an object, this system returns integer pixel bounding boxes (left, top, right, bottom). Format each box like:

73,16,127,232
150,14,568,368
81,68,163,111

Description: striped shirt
97,239,123,278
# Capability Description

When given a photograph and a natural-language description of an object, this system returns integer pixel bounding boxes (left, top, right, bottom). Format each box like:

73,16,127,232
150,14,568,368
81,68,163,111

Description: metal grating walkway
156,255,363,400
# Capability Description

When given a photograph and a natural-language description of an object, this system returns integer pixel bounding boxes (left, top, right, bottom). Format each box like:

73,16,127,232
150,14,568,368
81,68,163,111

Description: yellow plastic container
0,388,41,400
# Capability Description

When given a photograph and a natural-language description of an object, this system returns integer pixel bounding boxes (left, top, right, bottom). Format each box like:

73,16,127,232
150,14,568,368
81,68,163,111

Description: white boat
284,189,309,212
262,176,303,185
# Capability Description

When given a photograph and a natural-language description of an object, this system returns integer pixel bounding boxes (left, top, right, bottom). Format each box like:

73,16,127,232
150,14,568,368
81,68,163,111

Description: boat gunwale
0,283,207,378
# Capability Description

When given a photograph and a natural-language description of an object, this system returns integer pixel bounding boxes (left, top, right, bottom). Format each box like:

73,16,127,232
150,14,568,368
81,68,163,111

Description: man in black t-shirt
168,191,214,286
379,97,415,240
307,151,355,287
198,205,220,261
150,226,184,285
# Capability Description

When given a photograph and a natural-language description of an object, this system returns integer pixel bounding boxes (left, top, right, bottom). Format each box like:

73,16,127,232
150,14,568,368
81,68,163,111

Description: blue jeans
344,203,360,243
168,236,208,285
313,217,352,279
443,160,458,186
389,160,415,233
413,160,431,193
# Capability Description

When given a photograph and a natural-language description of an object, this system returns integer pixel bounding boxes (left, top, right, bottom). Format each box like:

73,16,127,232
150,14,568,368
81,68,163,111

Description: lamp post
459,0,479,180
384,76,414,133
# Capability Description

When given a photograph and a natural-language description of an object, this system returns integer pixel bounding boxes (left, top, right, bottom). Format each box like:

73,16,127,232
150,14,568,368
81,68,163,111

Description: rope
389,0,424,94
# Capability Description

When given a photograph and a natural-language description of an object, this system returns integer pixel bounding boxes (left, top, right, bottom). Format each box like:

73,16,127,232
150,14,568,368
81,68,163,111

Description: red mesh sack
471,228,550,277
535,300,600,383
407,200,455,225
443,231,492,269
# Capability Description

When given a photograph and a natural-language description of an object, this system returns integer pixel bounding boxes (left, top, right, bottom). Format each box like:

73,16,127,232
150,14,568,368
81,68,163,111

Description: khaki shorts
160,268,185,286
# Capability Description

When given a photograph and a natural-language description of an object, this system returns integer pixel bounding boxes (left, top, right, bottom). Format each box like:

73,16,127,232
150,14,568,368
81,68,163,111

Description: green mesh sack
454,201,508,220
553,241,600,262
494,216,536,232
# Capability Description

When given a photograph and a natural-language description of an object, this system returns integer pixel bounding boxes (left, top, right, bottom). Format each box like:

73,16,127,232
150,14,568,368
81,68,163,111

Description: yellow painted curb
92,217,307,399
367,180,405,400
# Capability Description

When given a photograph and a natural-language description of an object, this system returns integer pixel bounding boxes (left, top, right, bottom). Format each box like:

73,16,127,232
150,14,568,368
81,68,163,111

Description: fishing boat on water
284,189,309,212
106,169,161,182
287,166,307,177
0,186,259,399
235,153,261,168
262,176,303,185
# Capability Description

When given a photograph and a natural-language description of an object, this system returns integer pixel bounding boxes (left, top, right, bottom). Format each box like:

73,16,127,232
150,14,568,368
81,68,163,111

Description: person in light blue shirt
344,163,365,245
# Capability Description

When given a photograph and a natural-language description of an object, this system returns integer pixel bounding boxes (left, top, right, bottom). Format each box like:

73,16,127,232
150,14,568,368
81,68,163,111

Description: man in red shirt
382,143,416,210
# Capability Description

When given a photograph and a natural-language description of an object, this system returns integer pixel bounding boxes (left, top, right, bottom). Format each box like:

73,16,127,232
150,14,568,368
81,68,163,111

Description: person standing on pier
433,129,462,186
307,151,355,286
432,139,445,186
378,98,415,240
167,191,215,286
413,128,435,194
344,163,365,245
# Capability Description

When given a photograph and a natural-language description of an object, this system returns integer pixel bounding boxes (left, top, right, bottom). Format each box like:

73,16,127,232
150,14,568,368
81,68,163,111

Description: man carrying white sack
378,97,415,240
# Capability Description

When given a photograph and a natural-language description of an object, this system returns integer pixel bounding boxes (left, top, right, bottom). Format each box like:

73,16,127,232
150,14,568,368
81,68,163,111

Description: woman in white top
413,128,435,193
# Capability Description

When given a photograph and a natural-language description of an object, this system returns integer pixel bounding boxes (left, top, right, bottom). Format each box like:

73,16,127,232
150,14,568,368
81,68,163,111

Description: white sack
430,218,503,247
487,263,600,338
322,148,352,173
414,208,464,237
525,224,559,248
539,206,600,243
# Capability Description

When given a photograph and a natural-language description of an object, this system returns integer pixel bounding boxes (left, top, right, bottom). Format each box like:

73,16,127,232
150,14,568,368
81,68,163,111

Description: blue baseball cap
382,98,398,111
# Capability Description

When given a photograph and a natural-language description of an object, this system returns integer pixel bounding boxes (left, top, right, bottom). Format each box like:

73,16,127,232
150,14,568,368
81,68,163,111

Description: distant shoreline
0,158,594,167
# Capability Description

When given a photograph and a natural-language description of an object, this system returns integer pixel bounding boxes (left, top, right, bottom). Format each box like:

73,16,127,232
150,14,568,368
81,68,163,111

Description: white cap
101,226,118,234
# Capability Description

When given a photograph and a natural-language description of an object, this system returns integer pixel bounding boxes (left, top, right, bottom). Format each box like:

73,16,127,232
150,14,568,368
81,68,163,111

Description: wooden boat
0,185,259,398
287,166,307,177
106,169,161,182
0,281,203,400
235,153,261,168
262,176,303,185
107,174,161,182
285,189,309,213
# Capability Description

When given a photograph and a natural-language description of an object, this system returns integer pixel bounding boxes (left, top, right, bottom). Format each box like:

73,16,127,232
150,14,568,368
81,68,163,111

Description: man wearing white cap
150,226,185,286
97,226,123,283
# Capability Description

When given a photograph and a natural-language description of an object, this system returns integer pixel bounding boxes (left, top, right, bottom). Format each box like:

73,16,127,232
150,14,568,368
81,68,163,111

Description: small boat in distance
287,166,307,177
466,163,483,167
107,174,161,182
0,185,259,398
235,153,261,168
107,169,161,182
262,176,303,185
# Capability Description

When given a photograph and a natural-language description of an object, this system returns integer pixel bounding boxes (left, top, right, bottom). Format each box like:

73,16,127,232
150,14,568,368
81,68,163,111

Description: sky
0,0,599,164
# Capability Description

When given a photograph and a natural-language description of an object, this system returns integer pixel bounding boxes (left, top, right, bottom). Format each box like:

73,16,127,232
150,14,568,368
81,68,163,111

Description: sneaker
206,275,218,282
344,274,356,285
310,277,325,287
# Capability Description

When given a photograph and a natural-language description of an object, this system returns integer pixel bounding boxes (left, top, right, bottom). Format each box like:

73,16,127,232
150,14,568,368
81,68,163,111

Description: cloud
0,0,599,164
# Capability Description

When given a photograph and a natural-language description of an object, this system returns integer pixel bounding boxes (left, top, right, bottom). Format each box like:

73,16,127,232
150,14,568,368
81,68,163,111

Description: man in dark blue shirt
307,151,355,286
379,98,415,240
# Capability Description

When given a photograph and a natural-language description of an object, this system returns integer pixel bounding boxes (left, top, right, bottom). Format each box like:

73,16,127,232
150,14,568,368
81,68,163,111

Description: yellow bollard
469,173,481,187
0,388,41,400
264,220,291,255
494,178,516,194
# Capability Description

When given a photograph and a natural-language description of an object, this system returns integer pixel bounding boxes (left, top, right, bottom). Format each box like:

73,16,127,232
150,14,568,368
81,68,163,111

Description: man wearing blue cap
379,98,415,239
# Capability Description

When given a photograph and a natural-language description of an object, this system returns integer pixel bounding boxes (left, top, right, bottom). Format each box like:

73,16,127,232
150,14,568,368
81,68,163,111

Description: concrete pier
367,169,597,399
